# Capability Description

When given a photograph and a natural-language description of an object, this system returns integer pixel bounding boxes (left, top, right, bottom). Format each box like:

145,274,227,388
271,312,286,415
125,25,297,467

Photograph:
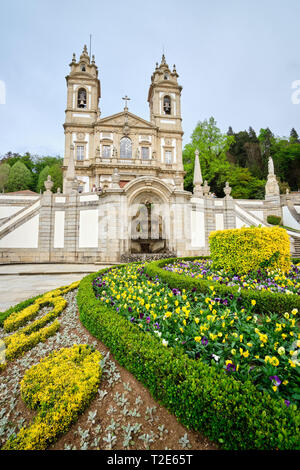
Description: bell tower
63,45,100,191
148,55,184,173
148,54,183,132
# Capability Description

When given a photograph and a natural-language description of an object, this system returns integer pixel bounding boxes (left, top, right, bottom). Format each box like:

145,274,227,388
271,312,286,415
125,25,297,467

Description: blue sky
0,0,299,157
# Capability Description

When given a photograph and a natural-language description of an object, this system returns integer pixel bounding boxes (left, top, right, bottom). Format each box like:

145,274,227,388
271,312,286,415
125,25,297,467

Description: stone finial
44,175,54,194
161,54,167,66
224,181,232,199
265,156,280,197
193,150,203,197
57,187,61,194
268,156,275,175
72,53,76,63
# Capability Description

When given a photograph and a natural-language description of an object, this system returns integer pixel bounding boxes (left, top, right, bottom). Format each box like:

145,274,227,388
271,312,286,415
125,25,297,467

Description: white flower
211,354,220,362
162,339,168,347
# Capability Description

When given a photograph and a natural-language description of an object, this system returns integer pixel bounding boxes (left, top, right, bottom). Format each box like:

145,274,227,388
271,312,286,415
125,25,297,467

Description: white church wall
53,211,65,248
249,210,264,221
191,210,205,247
0,214,39,248
235,216,249,229
0,206,25,219
215,213,224,230
78,209,98,248
282,206,300,230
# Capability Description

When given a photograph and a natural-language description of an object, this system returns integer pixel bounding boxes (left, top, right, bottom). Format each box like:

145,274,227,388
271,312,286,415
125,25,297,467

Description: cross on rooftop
122,95,131,109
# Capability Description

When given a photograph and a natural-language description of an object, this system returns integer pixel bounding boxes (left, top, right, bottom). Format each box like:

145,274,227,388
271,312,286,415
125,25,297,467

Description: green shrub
267,215,282,226
77,267,299,450
209,226,291,275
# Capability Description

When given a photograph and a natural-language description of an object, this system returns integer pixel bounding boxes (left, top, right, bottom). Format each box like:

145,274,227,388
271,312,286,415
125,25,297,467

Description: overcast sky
0,0,299,157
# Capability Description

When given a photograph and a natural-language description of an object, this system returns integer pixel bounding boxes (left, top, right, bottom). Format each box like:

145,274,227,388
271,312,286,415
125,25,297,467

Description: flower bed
146,258,300,316
3,344,102,450
78,265,300,450
0,282,80,370
93,264,299,406
163,259,300,296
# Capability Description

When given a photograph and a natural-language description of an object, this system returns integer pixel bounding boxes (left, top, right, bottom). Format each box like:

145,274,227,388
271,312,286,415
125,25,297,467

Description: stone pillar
64,193,79,262
38,192,53,262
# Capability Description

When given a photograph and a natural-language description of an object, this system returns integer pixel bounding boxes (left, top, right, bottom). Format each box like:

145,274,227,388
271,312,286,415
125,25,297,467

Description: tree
36,163,63,193
36,165,50,193
290,128,299,143
258,128,274,177
6,161,33,192
0,163,10,192
183,118,266,199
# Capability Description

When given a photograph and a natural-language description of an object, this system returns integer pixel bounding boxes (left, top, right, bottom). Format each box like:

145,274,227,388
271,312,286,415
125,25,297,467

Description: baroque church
0,46,299,264
63,45,185,194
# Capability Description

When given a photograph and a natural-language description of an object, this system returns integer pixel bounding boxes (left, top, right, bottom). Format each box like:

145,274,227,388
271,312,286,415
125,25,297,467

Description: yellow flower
270,356,279,366
272,385,277,392
251,300,256,306
194,336,201,342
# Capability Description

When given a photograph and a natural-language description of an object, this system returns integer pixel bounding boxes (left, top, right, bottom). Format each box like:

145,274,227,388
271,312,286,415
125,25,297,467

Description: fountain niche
131,200,166,254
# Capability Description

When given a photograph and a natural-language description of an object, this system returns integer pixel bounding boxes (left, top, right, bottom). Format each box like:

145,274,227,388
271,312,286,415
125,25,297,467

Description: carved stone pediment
98,111,155,130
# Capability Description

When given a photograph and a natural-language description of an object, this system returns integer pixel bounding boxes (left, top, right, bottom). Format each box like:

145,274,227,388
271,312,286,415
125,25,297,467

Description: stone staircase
292,236,300,258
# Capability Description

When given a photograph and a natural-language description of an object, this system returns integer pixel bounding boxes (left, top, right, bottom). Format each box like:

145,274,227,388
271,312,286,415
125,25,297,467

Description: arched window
77,88,87,109
120,137,132,158
81,64,86,72
163,95,171,115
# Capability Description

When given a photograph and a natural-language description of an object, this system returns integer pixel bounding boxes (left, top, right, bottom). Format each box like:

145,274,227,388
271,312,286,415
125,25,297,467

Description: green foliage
183,118,266,198
37,165,50,193
77,266,300,450
0,153,63,194
0,163,10,192
6,161,33,192
267,215,282,226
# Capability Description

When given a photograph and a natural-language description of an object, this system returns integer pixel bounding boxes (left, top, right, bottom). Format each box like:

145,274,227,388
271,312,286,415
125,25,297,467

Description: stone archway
130,192,166,254
124,176,174,255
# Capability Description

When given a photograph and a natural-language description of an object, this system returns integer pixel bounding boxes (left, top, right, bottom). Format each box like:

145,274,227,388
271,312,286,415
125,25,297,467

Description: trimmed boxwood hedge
145,257,300,315
0,294,44,327
77,267,299,450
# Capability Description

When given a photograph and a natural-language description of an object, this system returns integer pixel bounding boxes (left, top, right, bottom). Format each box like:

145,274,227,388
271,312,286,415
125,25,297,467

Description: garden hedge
209,226,291,274
145,258,300,316
77,267,299,450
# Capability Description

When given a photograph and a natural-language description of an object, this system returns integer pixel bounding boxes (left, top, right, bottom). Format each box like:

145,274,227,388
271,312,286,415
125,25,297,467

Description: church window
120,137,132,158
76,145,84,161
81,64,86,72
77,88,87,108
163,95,171,115
102,145,111,158
141,147,150,159
165,150,172,164
164,73,169,80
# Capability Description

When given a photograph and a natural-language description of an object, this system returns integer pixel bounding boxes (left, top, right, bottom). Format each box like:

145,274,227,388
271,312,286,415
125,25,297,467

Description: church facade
63,45,185,194
0,46,299,264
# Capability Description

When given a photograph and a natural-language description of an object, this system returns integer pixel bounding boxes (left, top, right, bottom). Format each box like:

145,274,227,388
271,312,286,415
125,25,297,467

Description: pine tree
6,161,33,192
290,128,299,143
